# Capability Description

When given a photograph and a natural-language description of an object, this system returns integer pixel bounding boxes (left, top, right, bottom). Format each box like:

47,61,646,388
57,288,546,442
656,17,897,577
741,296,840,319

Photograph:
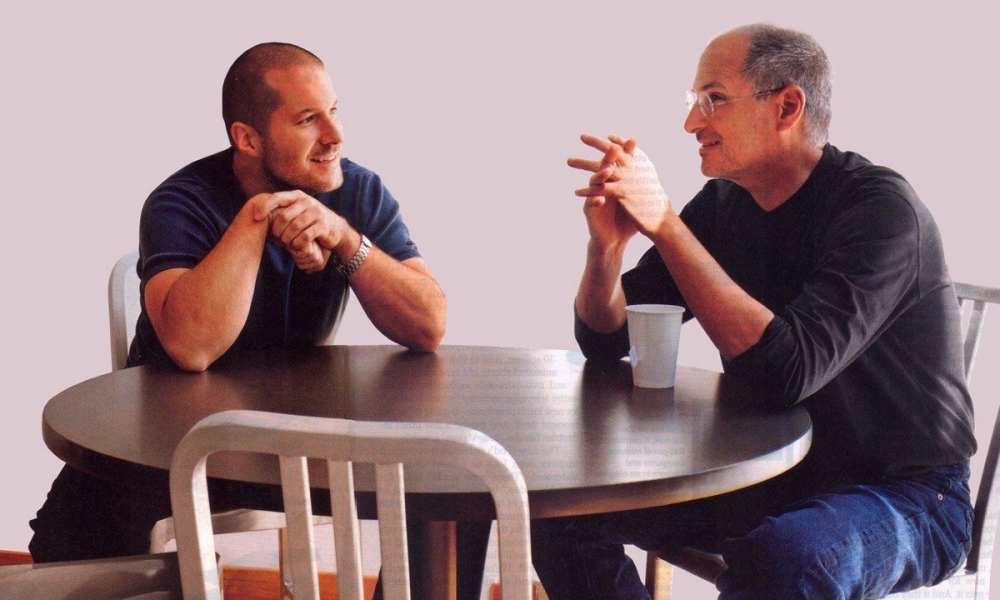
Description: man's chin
312,172,345,194
274,173,344,196
699,160,724,180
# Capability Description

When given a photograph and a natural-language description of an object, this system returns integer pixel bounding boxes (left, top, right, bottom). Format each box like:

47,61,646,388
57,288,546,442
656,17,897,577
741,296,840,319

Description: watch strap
337,234,372,277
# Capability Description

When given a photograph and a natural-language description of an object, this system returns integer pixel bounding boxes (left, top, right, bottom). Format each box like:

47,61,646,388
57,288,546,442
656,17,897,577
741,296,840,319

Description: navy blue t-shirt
129,149,420,368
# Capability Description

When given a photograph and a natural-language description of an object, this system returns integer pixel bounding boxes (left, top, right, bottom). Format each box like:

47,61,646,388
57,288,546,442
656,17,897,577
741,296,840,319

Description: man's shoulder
152,149,236,196
139,149,243,231
820,144,915,201
338,157,382,190
322,157,392,210
813,145,935,242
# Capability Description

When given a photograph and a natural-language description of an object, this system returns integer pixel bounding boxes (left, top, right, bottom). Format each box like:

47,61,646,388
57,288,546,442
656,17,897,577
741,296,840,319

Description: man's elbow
578,340,628,362
171,352,214,372
408,336,442,353
399,303,447,352
161,340,216,372
408,313,447,352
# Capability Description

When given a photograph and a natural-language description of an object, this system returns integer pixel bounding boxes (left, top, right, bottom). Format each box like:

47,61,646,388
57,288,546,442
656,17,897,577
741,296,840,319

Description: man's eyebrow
698,80,723,92
294,100,338,115
292,104,329,117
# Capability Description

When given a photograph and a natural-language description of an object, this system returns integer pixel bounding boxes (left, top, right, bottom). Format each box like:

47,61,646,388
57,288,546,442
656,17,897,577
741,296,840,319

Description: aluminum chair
108,248,141,371
645,282,1000,599
170,410,533,600
0,553,182,599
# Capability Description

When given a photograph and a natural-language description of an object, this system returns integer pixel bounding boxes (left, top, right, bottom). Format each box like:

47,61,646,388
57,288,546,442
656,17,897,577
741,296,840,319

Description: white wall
1,1,997,597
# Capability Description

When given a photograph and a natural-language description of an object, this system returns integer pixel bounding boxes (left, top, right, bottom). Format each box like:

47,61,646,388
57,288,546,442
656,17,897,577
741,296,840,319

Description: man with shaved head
532,24,975,599
29,42,490,599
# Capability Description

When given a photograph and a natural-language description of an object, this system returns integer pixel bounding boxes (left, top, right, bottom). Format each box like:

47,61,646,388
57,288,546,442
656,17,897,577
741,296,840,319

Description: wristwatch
337,234,371,277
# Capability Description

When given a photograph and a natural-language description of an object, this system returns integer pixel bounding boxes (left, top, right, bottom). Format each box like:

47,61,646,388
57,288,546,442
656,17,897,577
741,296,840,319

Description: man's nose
683,104,706,134
321,115,344,145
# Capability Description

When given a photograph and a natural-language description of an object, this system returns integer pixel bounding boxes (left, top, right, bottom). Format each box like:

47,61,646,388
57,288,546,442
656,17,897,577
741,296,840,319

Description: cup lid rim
625,303,685,314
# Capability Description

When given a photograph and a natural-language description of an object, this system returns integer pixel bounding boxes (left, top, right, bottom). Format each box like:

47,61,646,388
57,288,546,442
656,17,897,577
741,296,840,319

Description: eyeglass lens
685,90,713,119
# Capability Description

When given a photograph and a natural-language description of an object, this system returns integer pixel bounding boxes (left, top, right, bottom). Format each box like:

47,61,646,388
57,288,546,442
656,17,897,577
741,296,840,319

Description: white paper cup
626,304,684,388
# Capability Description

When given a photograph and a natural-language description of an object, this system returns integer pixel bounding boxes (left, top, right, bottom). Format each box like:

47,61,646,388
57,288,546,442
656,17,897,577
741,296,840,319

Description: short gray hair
728,24,833,147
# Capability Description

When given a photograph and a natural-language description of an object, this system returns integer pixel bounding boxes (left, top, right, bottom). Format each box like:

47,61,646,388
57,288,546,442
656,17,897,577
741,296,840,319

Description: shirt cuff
574,303,630,362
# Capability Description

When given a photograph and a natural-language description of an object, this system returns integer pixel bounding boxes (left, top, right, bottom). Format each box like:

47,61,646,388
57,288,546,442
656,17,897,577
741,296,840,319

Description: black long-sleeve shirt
577,144,975,483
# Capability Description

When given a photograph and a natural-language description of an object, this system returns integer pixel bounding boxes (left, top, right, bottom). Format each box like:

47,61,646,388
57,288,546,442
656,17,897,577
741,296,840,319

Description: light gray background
2,1,997,597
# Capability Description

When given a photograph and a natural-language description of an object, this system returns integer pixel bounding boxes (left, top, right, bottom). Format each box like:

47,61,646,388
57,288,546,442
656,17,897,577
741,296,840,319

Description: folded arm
348,250,446,352
262,192,446,351
143,193,282,372
726,193,922,405
571,135,926,407
571,133,772,361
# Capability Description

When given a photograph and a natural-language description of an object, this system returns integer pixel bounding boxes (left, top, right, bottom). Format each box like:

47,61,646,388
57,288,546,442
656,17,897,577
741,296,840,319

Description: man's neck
232,151,272,199
746,145,824,212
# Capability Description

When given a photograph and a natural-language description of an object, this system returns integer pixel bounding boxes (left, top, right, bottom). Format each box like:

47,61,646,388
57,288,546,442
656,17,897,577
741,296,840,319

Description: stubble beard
261,156,343,197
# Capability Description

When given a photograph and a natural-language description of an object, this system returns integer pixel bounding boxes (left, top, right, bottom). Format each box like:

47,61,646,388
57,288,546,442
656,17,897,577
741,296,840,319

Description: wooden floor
0,550,377,599
221,567,378,600
0,550,32,566
1,550,543,600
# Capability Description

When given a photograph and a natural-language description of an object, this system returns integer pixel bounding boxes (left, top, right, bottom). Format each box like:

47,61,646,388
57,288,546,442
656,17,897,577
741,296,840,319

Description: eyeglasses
685,87,785,120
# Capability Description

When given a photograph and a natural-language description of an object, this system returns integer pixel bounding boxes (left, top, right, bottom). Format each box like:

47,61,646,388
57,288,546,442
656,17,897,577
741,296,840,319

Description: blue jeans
531,462,972,600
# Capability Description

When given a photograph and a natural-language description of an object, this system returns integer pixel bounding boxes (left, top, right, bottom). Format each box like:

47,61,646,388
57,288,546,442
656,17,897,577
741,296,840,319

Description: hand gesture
569,134,673,238
250,191,346,273
568,136,637,250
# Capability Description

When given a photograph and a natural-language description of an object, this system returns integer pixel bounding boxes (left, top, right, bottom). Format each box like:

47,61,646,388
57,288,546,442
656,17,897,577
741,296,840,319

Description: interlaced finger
567,157,608,172
607,134,637,155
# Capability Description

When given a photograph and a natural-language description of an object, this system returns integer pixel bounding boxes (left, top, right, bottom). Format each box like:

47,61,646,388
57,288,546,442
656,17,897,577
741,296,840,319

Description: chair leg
149,517,173,554
645,551,674,600
279,527,293,600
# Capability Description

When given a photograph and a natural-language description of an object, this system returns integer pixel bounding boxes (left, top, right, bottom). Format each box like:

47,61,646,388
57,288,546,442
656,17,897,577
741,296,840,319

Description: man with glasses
532,23,975,599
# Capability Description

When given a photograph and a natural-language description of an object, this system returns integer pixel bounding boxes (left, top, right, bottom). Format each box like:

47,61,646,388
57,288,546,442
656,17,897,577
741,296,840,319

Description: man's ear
776,85,807,132
231,122,263,157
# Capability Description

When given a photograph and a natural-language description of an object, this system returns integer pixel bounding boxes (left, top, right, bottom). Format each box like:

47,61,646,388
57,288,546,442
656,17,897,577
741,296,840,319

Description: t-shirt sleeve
574,305,630,361
138,180,226,284
727,182,923,407
343,171,420,262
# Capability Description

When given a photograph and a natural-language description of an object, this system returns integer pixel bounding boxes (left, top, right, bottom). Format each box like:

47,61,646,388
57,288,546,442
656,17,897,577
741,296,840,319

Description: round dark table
42,345,811,598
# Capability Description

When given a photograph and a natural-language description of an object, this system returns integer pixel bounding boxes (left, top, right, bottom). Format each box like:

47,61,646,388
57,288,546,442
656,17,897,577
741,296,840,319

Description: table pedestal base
421,520,457,600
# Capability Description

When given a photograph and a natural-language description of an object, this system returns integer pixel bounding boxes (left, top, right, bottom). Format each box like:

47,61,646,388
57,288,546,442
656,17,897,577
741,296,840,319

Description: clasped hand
568,134,672,244
250,190,350,274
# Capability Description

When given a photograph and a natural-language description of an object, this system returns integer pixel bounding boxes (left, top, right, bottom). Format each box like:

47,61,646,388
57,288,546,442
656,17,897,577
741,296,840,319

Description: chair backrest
108,249,141,371
954,282,1000,578
169,410,532,600
106,248,352,368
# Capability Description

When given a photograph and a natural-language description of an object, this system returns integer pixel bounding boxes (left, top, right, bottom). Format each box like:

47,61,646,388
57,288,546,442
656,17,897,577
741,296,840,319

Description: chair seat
150,507,334,551
0,552,182,600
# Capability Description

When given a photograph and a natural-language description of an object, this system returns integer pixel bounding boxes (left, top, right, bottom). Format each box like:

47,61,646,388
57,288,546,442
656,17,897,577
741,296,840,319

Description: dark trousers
531,462,973,600
30,464,491,600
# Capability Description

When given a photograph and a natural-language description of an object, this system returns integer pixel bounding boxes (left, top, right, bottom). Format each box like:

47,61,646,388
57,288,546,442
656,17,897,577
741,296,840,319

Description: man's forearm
575,238,629,334
348,252,447,351
651,214,772,360
146,216,270,371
